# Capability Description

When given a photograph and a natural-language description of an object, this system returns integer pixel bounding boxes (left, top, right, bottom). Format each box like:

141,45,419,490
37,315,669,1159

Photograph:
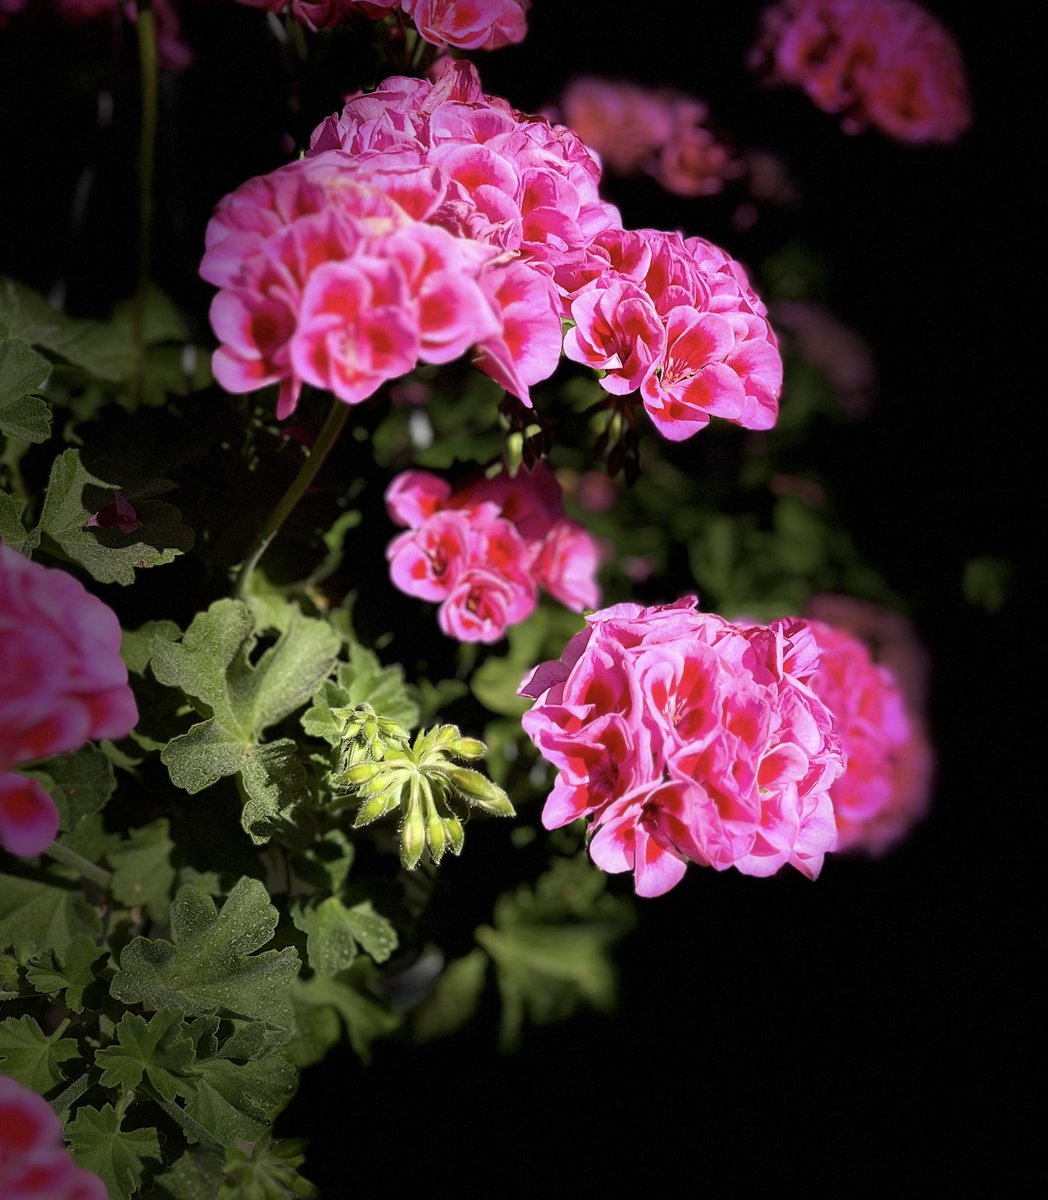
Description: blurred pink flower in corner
0,1071,107,1198
750,0,970,144
772,299,877,417
804,596,934,854
0,542,138,858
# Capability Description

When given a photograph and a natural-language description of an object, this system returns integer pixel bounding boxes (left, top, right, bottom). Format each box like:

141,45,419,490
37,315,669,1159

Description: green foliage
146,598,339,842
24,934,104,1012
0,486,36,553
475,854,636,1051
37,745,117,832
290,969,401,1064
302,643,420,743
218,1136,318,1200
0,1014,79,1091
149,1147,225,1200
0,870,102,959
0,338,52,442
109,819,177,923
411,948,489,1043
291,897,397,976
35,449,193,584
96,1009,196,1102
183,1044,297,1144
111,877,301,1028
66,1104,163,1200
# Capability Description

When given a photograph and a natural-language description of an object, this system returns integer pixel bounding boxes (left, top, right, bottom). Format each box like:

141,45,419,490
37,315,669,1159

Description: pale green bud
444,767,515,816
399,803,427,870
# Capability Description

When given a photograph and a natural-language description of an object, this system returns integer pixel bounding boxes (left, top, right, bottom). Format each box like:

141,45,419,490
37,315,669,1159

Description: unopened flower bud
444,815,465,856
399,803,427,870
445,767,515,816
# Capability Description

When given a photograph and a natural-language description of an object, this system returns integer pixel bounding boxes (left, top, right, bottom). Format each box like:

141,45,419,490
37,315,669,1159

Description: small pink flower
439,566,525,643
402,0,530,50
84,493,143,535
387,510,473,602
534,520,601,612
0,542,138,858
564,280,665,395
0,1071,107,1199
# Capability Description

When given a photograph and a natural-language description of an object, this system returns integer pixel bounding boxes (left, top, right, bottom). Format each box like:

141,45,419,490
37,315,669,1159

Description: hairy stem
233,397,350,599
48,842,112,889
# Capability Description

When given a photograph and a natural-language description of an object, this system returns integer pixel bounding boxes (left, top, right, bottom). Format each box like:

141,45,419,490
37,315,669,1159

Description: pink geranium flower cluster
0,1077,105,1200
519,597,844,896
556,77,741,198
386,464,601,643
202,60,616,418
751,0,970,144
560,227,782,440
805,609,933,854
236,0,529,51
0,543,138,858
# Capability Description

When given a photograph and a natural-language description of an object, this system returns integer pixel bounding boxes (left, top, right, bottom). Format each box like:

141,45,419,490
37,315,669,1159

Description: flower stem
47,841,112,889
233,397,350,600
133,0,158,407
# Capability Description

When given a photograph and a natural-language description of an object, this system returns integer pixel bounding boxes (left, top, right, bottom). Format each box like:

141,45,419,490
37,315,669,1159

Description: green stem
147,1087,224,1150
50,1073,93,1120
48,842,112,889
133,1,158,407
233,397,350,600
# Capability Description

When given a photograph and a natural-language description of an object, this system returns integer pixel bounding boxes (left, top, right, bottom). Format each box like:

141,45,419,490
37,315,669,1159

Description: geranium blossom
204,61,609,416
386,463,601,643
750,0,971,144
0,1077,106,1200
519,598,844,896
804,600,933,853
0,543,138,858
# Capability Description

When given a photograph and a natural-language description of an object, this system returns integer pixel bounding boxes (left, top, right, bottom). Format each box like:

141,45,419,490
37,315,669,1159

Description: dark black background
0,1,1034,1192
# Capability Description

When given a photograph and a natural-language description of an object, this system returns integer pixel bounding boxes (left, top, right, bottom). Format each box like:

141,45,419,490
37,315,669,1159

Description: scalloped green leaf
111,877,300,1028
0,1015,79,1091
24,933,103,1012
184,1053,298,1144
0,870,102,959
96,1009,195,1102
0,487,36,555
66,1104,162,1200
109,818,176,923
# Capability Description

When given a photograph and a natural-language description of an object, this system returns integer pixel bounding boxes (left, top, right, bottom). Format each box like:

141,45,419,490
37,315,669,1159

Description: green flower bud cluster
336,723,515,869
332,703,411,776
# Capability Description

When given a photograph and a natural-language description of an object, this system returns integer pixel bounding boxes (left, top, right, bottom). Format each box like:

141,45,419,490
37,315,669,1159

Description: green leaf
219,1136,318,1200
122,620,181,676
291,971,400,1064
150,1147,225,1200
0,339,52,442
291,898,397,977
0,1015,79,1091
411,948,489,1043
109,819,176,923
184,1053,298,1145
306,643,420,735
0,870,102,959
0,487,37,555
0,951,18,1001
36,449,193,585
24,933,103,1012
239,740,312,845
96,1009,196,1102
283,997,341,1070
66,1104,162,1200
37,745,116,832
111,877,300,1028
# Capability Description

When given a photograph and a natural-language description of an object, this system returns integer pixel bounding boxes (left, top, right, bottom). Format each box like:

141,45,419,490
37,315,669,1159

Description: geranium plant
0,0,966,1194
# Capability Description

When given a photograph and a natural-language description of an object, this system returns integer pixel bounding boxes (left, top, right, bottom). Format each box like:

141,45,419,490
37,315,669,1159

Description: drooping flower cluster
519,597,845,896
804,600,933,853
751,0,971,144
555,77,741,197
0,543,138,858
0,1077,106,1200
202,60,616,417
236,0,530,51
386,464,601,643
560,227,782,439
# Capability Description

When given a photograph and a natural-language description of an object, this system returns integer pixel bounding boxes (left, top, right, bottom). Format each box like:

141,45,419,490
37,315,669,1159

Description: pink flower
385,465,601,642
84,493,143,535
803,599,933,853
751,0,970,144
0,1075,107,1200
0,543,138,858
520,599,844,896
403,0,530,50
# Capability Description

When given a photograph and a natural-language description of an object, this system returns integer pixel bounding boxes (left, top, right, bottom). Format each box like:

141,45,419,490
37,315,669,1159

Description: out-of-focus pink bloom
0,1077,107,1200
572,470,617,515
557,77,740,197
385,463,601,642
519,598,845,896
750,0,970,144
84,492,144,535
804,608,933,854
772,299,877,417
0,542,138,858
